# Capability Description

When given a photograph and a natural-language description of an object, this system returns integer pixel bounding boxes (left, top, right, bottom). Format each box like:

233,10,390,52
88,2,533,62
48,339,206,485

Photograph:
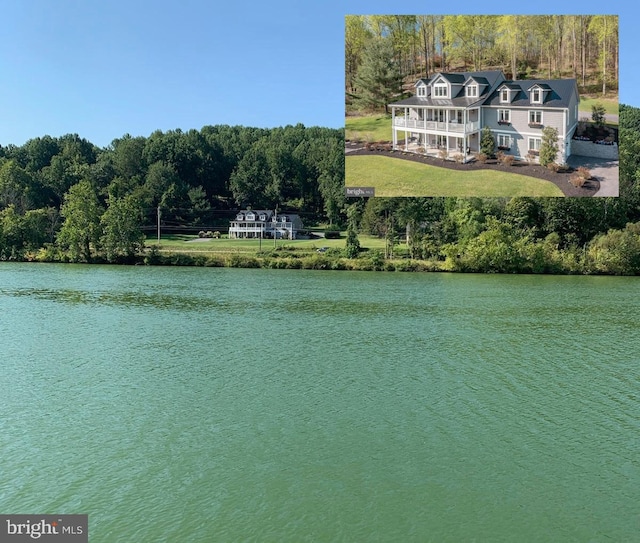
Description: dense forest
346,15,619,112
1,104,640,274
0,125,345,260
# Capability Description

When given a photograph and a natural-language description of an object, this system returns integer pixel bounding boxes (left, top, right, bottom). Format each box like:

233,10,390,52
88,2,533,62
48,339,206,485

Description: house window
500,89,509,103
498,109,510,123
531,88,541,103
258,214,266,221
529,110,543,125
466,85,477,97
528,137,542,151
434,84,447,98
417,85,427,97
498,134,511,149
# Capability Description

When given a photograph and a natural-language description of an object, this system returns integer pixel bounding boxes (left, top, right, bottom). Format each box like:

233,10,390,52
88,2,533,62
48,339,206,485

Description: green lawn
146,234,388,253
579,97,619,117
346,155,564,197
345,115,392,142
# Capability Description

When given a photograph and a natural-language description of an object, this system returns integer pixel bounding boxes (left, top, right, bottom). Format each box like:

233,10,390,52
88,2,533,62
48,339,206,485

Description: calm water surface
0,263,638,542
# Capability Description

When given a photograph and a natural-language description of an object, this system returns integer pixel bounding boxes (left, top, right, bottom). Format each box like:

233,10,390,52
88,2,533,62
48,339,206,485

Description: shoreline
6,248,639,276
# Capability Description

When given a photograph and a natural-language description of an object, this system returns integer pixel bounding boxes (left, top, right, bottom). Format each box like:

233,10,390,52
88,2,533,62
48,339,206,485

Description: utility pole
157,205,161,244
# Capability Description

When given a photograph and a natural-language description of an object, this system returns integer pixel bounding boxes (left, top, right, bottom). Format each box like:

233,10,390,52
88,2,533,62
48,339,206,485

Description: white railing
394,118,480,133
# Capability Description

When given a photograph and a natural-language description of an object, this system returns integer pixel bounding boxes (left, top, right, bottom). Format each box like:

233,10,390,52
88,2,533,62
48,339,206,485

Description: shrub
501,154,515,166
496,150,505,163
228,254,261,268
547,162,560,172
452,153,464,163
576,166,592,180
198,231,206,238
204,231,213,238
324,231,341,239
438,149,448,160
570,175,586,188
213,231,221,239
476,152,488,164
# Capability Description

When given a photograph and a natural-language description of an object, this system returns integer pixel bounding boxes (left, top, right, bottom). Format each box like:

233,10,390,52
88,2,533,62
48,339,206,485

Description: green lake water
1,263,638,542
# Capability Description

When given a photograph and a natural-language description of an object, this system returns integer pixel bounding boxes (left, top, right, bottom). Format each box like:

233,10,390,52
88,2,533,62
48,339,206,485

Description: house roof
485,79,578,108
234,210,302,222
390,70,505,109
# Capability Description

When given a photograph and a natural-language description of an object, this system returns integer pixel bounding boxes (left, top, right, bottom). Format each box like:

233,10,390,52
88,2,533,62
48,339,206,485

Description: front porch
395,132,480,163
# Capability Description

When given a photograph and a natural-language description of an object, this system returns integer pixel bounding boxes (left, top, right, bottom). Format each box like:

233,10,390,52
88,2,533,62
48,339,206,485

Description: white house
389,70,581,163
228,210,304,239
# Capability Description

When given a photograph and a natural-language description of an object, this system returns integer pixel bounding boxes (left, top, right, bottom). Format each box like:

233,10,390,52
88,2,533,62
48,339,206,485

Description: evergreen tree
539,126,559,166
345,205,361,258
480,126,495,157
352,38,402,113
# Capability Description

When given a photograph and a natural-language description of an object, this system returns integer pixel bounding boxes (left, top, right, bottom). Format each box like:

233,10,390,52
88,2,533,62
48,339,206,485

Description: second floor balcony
393,117,479,134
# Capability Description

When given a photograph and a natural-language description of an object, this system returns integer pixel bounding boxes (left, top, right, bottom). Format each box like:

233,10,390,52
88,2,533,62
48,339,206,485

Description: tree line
346,14,619,112
1,105,640,274
0,124,345,261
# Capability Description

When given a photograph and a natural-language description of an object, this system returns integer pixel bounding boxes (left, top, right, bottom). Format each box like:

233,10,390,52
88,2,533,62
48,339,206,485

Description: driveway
567,155,619,197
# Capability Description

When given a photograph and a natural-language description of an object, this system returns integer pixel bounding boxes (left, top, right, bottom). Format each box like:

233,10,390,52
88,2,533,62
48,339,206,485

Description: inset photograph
345,15,619,197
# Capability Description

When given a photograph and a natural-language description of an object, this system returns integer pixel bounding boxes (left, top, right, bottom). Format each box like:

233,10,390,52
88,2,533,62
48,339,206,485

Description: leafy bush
324,231,341,239
452,153,464,163
476,153,488,163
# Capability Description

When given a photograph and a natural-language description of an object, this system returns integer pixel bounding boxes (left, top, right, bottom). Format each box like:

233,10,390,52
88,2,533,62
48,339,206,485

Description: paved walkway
568,155,619,197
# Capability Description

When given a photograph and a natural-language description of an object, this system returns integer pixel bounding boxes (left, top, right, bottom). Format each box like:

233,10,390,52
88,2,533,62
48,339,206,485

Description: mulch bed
345,141,599,197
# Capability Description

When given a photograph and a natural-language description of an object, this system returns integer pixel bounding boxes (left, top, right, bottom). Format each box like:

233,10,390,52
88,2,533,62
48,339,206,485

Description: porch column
392,107,396,149
404,107,408,151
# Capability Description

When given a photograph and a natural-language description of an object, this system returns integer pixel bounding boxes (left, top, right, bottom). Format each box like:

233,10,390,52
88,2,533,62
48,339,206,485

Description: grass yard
346,155,564,197
579,97,619,117
345,115,392,142
145,234,388,253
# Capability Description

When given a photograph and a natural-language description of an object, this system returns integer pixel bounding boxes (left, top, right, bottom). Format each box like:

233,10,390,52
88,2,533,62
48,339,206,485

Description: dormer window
417,85,427,98
258,214,266,221
246,212,255,221
466,85,478,98
531,88,541,103
433,83,447,98
500,89,510,103
236,213,244,220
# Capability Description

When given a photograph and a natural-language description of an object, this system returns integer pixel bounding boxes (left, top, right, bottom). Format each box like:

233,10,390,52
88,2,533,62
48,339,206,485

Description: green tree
57,180,104,262
344,205,361,258
539,126,559,167
100,195,145,262
0,160,35,213
352,38,402,113
588,222,640,275
591,102,606,127
0,205,25,259
480,126,495,158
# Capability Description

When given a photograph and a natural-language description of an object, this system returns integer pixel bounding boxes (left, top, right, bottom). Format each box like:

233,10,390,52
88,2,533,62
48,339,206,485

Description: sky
0,0,634,148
